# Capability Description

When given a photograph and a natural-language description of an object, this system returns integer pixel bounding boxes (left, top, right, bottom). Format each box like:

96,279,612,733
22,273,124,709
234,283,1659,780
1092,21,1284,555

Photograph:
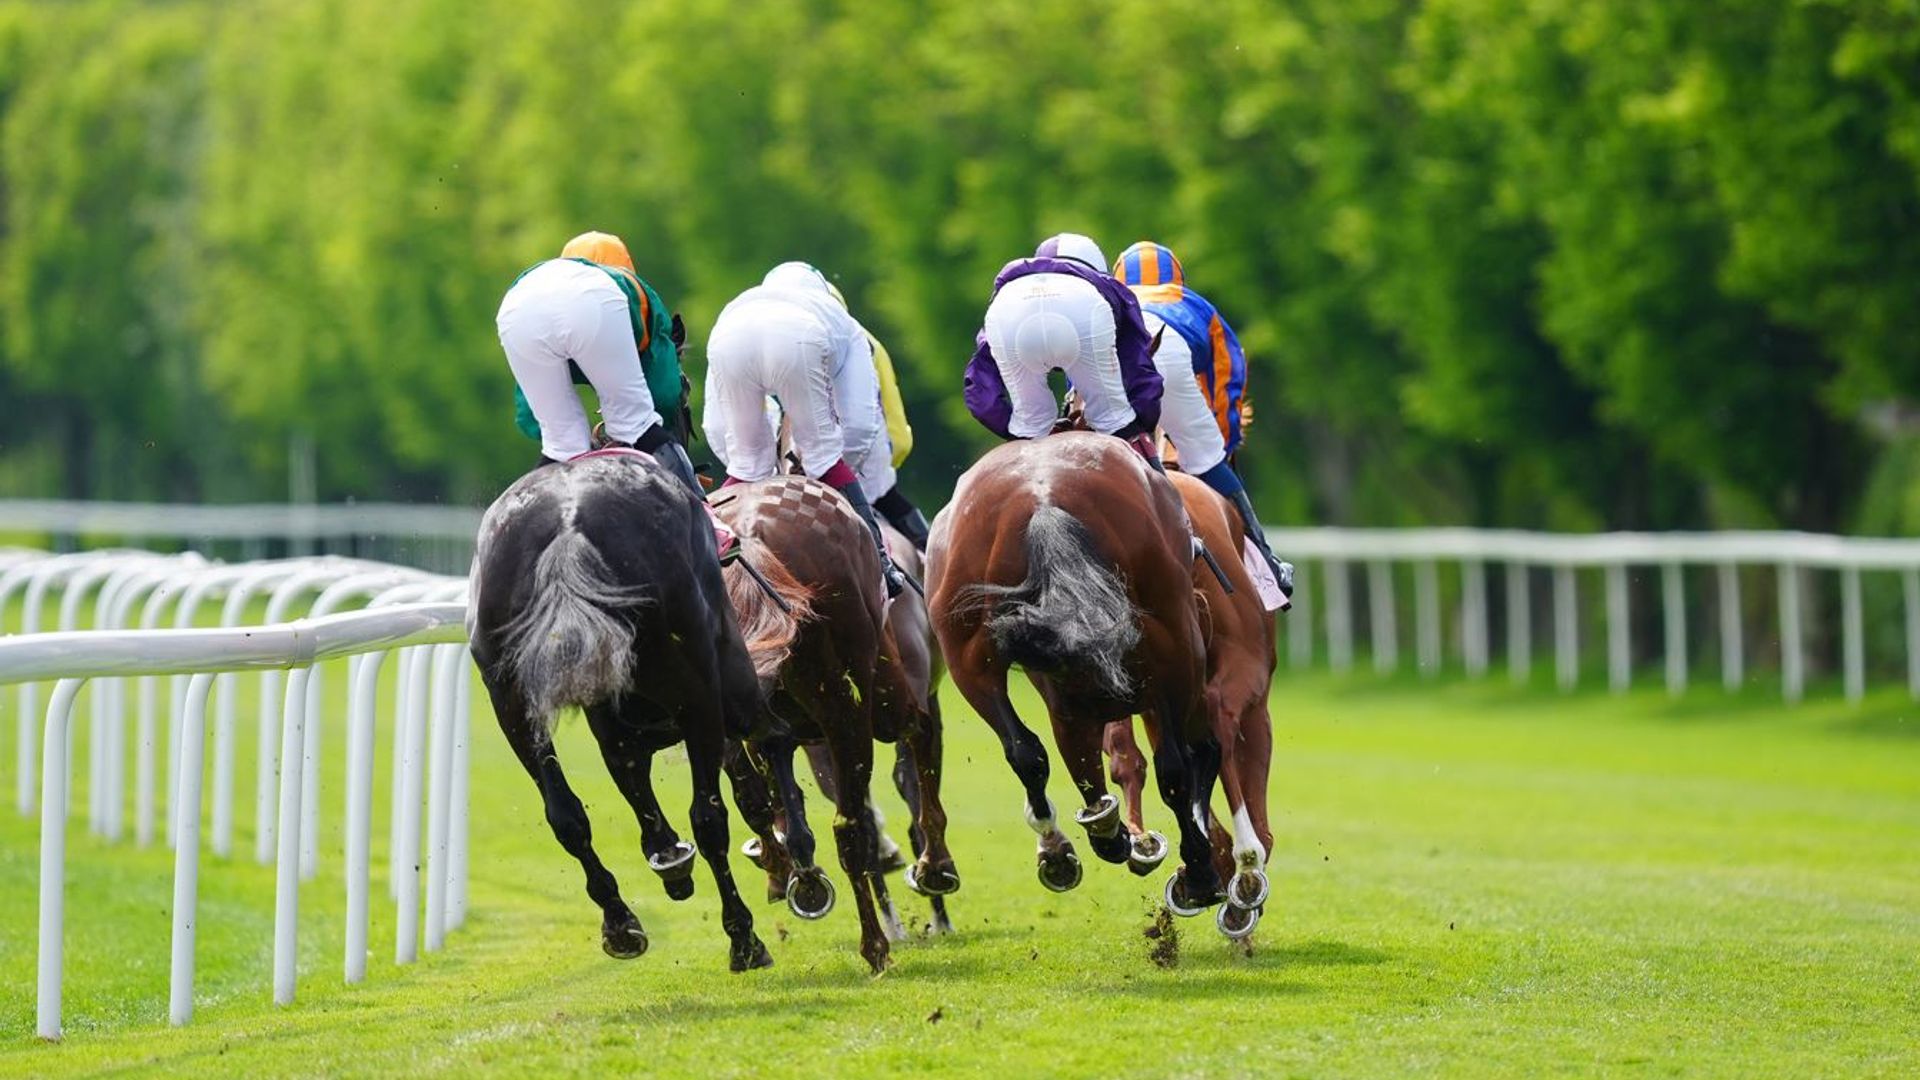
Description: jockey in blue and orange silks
1113,240,1292,598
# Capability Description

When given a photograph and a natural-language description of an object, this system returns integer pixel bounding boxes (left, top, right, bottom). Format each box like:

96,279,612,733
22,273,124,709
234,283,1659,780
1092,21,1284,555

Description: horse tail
498,526,653,729
957,505,1139,696
722,548,814,681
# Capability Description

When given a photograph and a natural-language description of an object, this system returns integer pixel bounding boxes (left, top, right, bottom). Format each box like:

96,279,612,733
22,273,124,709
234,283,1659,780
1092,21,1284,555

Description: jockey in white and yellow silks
497,230,701,496
700,262,912,597
1113,240,1292,599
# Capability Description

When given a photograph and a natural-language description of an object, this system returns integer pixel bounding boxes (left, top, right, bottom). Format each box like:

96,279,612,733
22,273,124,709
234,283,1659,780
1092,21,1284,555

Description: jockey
498,231,701,495
963,232,1165,466
1113,241,1291,596
821,280,931,551
702,261,911,597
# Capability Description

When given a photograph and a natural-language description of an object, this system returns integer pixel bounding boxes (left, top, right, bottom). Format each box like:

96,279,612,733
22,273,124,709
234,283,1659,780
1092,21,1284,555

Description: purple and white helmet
1035,232,1108,272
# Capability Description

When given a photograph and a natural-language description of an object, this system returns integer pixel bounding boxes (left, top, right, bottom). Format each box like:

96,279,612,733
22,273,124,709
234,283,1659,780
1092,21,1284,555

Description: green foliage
0,0,1914,529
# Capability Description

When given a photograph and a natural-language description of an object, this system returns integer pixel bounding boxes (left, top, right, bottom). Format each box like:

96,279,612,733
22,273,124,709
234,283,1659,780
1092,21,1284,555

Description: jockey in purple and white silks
702,261,910,597
963,233,1166,466
1114,240,1292,598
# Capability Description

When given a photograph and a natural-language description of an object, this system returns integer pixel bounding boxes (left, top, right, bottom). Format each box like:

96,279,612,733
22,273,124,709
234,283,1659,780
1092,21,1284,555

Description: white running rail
0,551,476,1040
1269,527,1920,703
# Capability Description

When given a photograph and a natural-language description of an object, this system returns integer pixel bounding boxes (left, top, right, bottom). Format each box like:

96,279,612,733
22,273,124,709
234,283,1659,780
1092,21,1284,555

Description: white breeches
983,273,1133,438
1144,312,1228,476
497,259,659,462
705,301,843,481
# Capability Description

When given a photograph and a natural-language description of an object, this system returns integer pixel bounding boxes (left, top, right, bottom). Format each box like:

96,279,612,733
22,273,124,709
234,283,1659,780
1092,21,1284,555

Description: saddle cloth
568,447,737,557
1242,538,1288,613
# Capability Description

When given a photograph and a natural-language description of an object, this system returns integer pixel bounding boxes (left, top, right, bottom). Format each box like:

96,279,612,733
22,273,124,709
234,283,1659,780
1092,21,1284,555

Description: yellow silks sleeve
870,331,913,466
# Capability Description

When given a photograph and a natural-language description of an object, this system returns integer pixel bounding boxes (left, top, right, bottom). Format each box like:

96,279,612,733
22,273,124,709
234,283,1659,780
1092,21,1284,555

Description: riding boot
873,486,930,552
829,476,908,598
630,424,704,500
1224,488,1295,599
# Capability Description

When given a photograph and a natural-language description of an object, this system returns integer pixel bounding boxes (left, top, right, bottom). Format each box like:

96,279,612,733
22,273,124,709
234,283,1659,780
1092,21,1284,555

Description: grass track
1,669,1916,1078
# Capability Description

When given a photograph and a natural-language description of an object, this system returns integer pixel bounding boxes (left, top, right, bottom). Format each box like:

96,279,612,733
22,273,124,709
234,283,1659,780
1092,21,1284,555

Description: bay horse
926,431,1225,916
1104,469,1276,939
467,450,796,971
710,476,957,974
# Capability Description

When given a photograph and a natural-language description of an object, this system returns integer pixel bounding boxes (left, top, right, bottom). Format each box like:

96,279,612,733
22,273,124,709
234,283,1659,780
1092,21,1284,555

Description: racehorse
467,450,796,971
926,432,1226,915
1103,469,1276,939
710,476,957,973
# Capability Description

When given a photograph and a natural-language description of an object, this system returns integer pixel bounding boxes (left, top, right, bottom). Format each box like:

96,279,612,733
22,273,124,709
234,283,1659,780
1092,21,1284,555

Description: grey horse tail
956,505,1139,696
498,526,653,731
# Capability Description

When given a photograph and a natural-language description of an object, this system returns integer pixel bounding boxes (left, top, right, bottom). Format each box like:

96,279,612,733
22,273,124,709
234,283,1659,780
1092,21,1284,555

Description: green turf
1,668,1915,1078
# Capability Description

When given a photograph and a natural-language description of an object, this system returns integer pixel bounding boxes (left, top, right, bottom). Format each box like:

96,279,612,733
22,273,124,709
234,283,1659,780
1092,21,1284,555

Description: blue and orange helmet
1112,241,1185,288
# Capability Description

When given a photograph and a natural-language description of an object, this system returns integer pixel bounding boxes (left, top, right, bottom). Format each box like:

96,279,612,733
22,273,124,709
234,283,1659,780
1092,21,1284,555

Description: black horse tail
958,506,1139,696
498,526,653,730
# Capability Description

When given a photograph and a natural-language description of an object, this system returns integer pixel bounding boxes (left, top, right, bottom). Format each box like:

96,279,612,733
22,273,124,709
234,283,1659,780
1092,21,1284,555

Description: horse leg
1148,695,1226,918
807,742,907,877
584,703,696,901
821,714,891,974
892,741,954,933
489,687,647,958
723,739,793,902
899,709,960,906
807,736,902,942
1104,718,1168,875
686,721,774,971
1051,712,1130,866
764,736,835,920
952,670,1079,893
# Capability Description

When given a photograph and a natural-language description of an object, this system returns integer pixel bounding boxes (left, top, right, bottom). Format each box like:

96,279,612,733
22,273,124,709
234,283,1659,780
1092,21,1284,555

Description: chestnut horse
1104,470,1277,939
468,452,790,971
927,432,1225,915
711,476,956,973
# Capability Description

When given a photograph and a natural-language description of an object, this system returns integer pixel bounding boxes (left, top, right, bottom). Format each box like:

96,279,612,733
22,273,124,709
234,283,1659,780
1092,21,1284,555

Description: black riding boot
631,424,704,500
873,486,930,552
1224,488,1294,598
832,479,908,598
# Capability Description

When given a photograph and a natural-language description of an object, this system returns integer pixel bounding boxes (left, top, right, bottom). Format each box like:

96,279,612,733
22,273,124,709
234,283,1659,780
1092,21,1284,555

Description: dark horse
1105,469,1277,940
927,432,1225,914
711,476,958,973
467,451,795,971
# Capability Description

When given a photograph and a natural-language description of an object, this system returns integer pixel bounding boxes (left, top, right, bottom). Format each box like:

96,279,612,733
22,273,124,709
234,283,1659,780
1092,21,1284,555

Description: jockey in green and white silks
496,231,700,494
1113,240,1292,601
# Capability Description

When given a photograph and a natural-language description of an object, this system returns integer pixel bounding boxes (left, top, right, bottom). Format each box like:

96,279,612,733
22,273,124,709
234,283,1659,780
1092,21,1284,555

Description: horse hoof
905,860,960,897
1163,873,1209,918
730,935,775,973
1127,831,1169,876
1073,793,1121,838
602,920,650,960
741,837,766,870
787,870,836,920
862,938,893,976
1217,902,1260,941
1228,868,1270,911
1036,848,1083,893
